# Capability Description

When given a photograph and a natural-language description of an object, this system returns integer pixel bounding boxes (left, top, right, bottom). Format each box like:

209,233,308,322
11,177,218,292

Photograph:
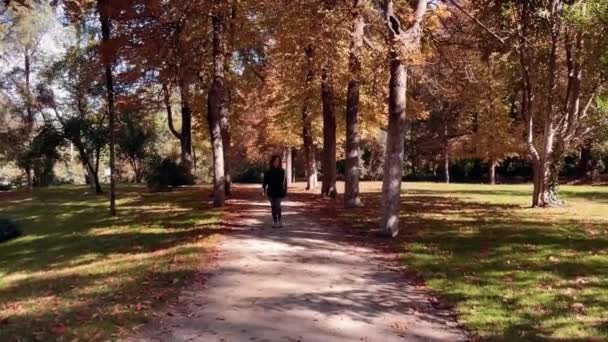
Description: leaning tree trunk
98,0,116,216
179,78,193,171
89,165,103,194
380,53,408,237
321,67,337,198
303,46,317,191
163,83,183,140
344,1,364,207
208,11,226,207
76,141,103,195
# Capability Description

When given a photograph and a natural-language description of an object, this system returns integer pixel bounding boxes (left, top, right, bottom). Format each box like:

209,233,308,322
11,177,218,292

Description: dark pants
269,197,282,222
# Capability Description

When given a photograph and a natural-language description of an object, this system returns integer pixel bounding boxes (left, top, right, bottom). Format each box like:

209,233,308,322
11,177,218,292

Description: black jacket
263,167,287,198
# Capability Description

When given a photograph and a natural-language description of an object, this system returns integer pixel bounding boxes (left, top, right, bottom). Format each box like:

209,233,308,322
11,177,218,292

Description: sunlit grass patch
0,185,220,341
342,182,608,341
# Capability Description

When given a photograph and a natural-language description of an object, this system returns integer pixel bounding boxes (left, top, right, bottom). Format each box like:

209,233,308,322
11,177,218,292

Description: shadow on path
128,185,467,342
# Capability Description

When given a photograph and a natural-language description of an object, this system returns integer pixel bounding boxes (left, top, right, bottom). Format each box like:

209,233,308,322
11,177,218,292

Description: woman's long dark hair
269,155,282,169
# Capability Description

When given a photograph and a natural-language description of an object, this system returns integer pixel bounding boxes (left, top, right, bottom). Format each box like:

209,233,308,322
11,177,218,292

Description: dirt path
128,187,467,342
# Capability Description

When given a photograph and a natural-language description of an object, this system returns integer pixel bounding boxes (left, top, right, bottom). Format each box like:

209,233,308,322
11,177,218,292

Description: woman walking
263,155,287,228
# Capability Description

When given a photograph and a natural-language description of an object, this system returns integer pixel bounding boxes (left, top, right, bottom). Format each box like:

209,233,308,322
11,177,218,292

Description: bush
234,165,265,183
0,178,11,191
0,218,21,243
146,157,195,192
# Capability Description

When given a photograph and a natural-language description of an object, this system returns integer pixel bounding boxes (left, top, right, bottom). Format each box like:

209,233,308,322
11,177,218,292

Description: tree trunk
24,167,32,192
380,52,407,238
81,152,102,195
303,46,317,191
208,11,226,207
98,0,116,216
304,122,317,191
532,157,564,207
221,1,236,197
411,121,418,177
344,0,364,208
379,0,428,237
129,158,142,183
443,117,450,184
489,160,497,185
90,166,103,194
193,145,197,172
321,67,337,198
84,161,94,190
284,147,293,186
179,78,193,171
220,89,232,196
290,149,297,183
532,125,566,207
577,142,593,179
24,52,33,130
163,83,182,140
23,51,34,191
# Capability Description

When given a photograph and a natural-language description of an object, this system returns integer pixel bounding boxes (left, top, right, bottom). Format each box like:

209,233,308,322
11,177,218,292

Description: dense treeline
1,0,607,236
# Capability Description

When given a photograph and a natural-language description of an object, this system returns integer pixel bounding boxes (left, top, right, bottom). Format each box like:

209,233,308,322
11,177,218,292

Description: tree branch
162,83,182,140
446,0,507,45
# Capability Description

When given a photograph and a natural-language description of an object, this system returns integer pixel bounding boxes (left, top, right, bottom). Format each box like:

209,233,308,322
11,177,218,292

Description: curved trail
128,187,467,341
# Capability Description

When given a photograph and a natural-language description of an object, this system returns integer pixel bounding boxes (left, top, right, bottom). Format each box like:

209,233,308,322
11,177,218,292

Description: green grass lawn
0,185,220,341
343,182,608,341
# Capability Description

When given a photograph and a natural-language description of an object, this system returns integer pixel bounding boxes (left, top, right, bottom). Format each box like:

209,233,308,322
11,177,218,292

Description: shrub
0,218,21,243
234,165,265,183
145,157,195,192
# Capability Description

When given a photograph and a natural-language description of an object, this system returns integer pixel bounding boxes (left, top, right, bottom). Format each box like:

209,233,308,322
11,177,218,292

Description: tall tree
0,0,52,190
208,1,227,206
320,66,337,197
220,0,238,196
461,0,608,206
302,45,318,190
178,76,193,170
379,0,429,237
344,0,365,207
97,0,116,215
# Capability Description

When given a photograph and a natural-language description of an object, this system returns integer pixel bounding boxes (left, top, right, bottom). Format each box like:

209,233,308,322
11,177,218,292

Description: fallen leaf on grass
548,256,560,263
575,277,590,288
570,302,586,314
50,323,67,335
428,297,452,310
